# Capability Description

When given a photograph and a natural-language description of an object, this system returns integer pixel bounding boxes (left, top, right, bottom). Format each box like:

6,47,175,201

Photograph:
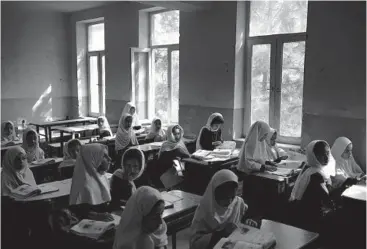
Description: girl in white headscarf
69,143,114,221
120,102,141,129
1,121,18,143
110,148,145,209
58,139,81,179
196,113,224,151
97,116,113,138
113,186,168,249
115,114,139,152
331,137,365,189
145,118,166,142
237,121,277,174
265,128,288,162
190,169,259,249
289,140,336,228
1,146,37,196
22,128,45,163
155,125,190,186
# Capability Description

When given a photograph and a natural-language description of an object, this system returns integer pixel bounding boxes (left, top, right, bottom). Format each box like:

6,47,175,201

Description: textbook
10,184,59,200
70,214,121,240
266,167,295,177
30,158,56,166
214,225,276,249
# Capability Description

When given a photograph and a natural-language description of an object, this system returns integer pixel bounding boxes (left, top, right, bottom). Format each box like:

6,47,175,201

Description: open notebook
70,213,121,240
10,184,59,199
214,225,276,249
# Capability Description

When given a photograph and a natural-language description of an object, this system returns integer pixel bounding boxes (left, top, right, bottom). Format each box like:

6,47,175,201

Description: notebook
30,158,56,166
70,213,121,240
10,185,41,199
266,167,294,177
214,225,276,249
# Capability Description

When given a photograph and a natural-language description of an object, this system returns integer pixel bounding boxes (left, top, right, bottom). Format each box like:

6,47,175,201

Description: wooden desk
260,219,319,249
182,157,239,195
342,181,366,202
30,117,97,142
53,124,99,152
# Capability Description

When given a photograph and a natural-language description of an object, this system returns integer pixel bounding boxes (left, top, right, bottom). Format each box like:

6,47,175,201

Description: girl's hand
88,212,114,222
212,141,222,146
244,219,260,229
264,165,277,172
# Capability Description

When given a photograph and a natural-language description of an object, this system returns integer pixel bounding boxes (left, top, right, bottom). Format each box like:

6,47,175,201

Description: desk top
182,156,239,167
260,219,319,249
162,190,201,219
28,158,63,169
131,142,163,152
30,117,97,127
53,124,99,133
342,182,367,202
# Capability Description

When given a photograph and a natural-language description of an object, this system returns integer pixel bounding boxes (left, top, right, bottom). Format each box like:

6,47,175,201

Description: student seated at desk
22,128,45,163
289,140,337,232
156,125,190,183
120,102,142,131
1,120,19,144
69,144,114,221
145,117,166,142
113,186,168,249
97,116,112,138
190,170,260,249
331,137,365,189
58,139,81,179
1,146,37,196
115,114,139,170
196,113,224,151
265,128,288,163
110,148,145,210
237,121,277,174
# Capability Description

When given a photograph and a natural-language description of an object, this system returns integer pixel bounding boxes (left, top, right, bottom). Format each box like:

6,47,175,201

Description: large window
246,1,308,143
88,22,105,115
131,10,180,123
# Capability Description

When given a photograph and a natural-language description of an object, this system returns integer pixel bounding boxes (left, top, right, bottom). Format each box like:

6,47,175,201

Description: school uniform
98,116,113,138
113,186,168,249
58,140,77,179
1,120,18,142
196,113,224,151
145,118,166,142
22,128,45,163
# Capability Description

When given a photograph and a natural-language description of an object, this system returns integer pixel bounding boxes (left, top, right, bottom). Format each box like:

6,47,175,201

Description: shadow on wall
31,84,53,121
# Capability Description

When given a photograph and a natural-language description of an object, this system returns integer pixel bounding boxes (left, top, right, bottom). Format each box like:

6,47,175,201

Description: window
131,10,180,124
87,22,105,115
245,1,308,143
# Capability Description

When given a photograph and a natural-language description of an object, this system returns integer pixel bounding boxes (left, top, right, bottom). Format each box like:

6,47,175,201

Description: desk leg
172,232,177,249
60,131,64,155
48,127,52,142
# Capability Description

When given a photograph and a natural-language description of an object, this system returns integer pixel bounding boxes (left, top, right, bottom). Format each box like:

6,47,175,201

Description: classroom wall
179,1,238,139
302,1,366,169
1,2,71,123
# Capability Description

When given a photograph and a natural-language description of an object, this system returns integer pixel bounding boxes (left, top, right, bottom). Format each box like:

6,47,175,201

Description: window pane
171,50,179,123
280,41,305,137
88,23,105,51
251,44,271,126
89,56,99,113
153,48,168,123
133,52,149,120
151,10,180,46
102,55,105,114
249,1,308,37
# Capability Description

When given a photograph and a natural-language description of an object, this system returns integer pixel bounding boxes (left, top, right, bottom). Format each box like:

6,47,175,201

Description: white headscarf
59,139,79,169
196,113,223,151
69,144,111,205
290,140,336,201
158,125,189,158
190,169,247,249
113,148,146,183
1,121,17,142
265,128,287,161
237,121,271,174
331,137,364,179
113,186,168,249
145,118,166,141
115,114,139,152
120,102,141,127
98,116,112,136
1,146,37,196
22,128,45,163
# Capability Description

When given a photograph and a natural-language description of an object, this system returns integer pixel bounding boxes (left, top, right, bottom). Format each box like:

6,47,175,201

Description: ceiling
5,1,114,13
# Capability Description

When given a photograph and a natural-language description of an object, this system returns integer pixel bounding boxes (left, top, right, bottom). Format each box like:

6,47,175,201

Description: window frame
244,1,307,145
146,10,180,124
87,21,105,117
